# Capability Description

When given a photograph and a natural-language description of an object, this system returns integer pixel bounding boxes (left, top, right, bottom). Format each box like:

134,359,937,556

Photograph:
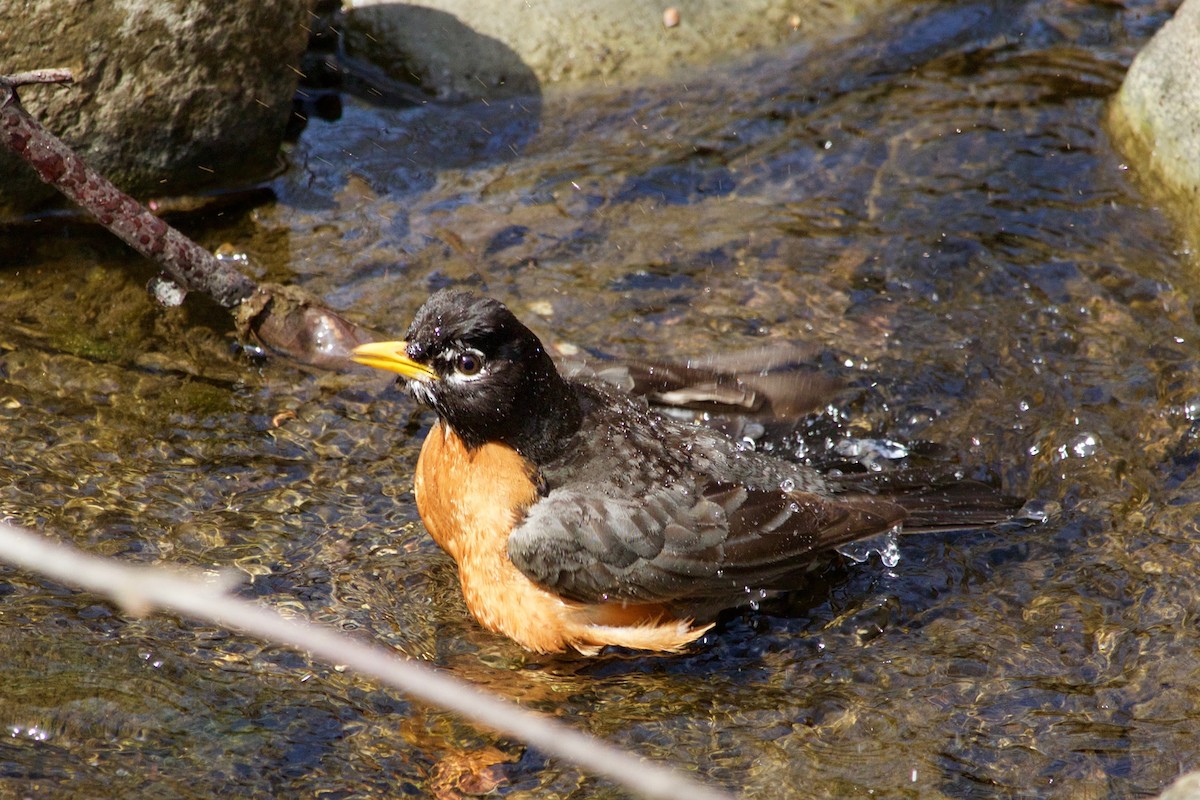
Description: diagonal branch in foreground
0,521,738,800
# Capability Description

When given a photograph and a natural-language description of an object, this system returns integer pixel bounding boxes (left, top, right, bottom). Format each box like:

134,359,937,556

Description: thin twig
0,69,75,87
0,521,738,800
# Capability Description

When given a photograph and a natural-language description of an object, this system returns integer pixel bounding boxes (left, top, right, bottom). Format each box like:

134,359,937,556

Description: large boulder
0,0,314,219
1108,0,1200,245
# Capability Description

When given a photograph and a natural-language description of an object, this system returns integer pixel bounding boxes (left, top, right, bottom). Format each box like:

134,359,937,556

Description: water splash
834,437,910,472
836,526,901,568
1004,498,1061,527
738,422,766,450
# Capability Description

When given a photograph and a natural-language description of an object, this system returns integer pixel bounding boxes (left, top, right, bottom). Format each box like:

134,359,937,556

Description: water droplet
215,247,249,264
1055,432,1100,460
1007,499,1060,526
1069,432,1099,458
779,477,796,492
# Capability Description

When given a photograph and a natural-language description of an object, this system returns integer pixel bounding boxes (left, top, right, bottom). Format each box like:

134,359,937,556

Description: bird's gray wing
507,477,906,605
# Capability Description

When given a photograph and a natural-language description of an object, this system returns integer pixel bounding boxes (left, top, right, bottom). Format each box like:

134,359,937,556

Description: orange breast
412,422,711,654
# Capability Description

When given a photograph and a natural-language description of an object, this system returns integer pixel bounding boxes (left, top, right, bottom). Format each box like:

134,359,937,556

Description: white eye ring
454,349,485,378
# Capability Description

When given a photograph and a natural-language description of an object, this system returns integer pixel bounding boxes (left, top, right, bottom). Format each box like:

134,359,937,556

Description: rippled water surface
2,1,1198,797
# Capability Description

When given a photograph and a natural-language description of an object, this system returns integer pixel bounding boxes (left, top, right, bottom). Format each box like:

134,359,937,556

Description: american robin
351,289,1021,655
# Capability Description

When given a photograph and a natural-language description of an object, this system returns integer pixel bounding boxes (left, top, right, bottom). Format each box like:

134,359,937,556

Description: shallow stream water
2,1,1198,797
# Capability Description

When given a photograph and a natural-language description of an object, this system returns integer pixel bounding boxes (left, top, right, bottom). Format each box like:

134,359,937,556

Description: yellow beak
350,341,439,381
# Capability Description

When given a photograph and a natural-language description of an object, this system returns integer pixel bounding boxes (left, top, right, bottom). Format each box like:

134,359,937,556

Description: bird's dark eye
456,351,484,376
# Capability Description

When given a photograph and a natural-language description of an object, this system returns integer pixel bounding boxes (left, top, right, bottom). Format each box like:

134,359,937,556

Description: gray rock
0,0,313,219
1108,0,1200,241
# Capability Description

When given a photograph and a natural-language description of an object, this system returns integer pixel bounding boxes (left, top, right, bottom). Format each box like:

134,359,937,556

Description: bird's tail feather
831,469,1027,533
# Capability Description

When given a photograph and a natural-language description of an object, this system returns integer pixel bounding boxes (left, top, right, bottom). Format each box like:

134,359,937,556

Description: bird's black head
352,289,581,462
